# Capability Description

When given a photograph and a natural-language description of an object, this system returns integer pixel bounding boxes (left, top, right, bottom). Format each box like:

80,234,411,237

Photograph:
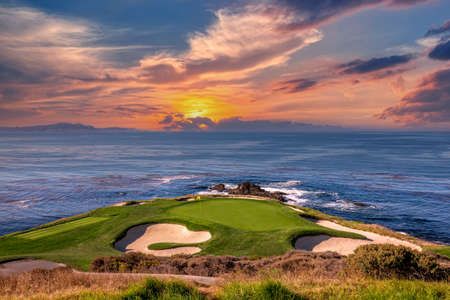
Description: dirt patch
0,259,66,277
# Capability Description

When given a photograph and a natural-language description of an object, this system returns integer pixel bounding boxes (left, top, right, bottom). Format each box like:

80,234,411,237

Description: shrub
346,244,449,281
121,278,204,300
91,252,160,273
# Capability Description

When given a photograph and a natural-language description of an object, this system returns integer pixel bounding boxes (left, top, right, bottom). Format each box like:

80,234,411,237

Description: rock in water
228,182,287,202
212,183,226,192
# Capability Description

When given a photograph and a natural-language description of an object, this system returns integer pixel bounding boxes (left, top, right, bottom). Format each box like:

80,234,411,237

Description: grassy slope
0,198,363,270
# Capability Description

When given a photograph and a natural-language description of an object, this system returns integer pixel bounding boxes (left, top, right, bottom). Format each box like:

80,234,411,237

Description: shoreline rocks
212,181,287,202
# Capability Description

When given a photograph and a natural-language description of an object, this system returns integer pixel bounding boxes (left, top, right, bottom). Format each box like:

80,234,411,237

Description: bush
121,278,204,300
346,244,449,281
91,252,160,273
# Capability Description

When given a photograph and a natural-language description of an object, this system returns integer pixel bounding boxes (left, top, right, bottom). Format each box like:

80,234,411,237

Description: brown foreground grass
0,268,145,300
1,266,448,300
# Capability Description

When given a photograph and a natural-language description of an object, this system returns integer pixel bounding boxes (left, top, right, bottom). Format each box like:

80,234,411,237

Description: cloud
137,4,322,84
428,40,450,60
160,115,340,131
425,20,450,37
0,107,39,122
163,116,215,131
338,54,414,74
273,78,318,93
47,87,104,98
270,0,431,32
112,104,159,118
159,115,173,124
377,67,450,124
0,6,103,84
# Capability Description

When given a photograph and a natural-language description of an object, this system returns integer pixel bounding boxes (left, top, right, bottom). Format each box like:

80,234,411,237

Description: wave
157,175,198,184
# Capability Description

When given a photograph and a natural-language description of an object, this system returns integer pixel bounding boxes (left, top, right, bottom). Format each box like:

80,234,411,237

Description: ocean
0,131,449,244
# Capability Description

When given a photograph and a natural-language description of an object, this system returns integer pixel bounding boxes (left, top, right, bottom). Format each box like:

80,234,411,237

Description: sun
173,96,234,121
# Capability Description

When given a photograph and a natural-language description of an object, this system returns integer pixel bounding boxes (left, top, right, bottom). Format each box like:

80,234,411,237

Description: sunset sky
0,0,449,130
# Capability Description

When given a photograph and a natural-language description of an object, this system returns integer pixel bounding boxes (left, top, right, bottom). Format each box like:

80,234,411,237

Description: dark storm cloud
274,78,317,93
425,20,450,37
338,54,414,74
428,40,450,60
377,68,450,123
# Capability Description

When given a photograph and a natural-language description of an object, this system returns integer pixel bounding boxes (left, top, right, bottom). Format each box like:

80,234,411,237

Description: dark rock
228,182,287,202
352,201,369,207
211,183,226,192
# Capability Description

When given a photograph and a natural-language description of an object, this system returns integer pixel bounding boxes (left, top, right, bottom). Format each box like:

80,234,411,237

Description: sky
0,0,449,131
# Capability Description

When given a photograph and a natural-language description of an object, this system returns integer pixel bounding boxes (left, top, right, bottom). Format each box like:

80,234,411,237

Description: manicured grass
0,197,363,270
428,246,450,259
169,199,307,231
16,217,109,240
147,242,200,250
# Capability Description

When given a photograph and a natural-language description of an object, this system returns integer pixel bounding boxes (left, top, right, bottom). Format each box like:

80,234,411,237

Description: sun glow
174,97,235,121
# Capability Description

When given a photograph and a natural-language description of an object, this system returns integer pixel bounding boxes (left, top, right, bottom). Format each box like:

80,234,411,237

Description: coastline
1,193,448,265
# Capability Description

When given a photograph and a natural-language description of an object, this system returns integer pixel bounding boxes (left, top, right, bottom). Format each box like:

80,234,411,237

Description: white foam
158,175,197,184
224,183,237,189
269,180,302,187
262,187,309,203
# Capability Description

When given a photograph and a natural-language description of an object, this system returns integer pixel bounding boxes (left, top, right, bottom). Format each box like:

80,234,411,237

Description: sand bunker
0,259,66,277
295,219,421,256
115,223,211,256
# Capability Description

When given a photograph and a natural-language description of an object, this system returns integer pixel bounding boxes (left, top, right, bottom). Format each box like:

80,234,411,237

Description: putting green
169,199,313,231
17,217,109,240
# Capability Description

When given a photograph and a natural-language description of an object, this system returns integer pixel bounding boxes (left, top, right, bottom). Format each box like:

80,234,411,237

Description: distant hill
0,123,137,132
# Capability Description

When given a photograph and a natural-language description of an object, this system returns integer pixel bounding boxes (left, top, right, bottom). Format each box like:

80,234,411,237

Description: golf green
169,199,311,231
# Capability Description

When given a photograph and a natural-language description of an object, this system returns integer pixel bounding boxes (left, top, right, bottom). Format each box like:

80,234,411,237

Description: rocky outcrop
211,183,225,192
211,181,286,202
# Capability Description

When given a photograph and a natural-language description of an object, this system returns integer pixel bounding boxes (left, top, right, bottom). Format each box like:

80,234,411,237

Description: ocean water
0,131,449,244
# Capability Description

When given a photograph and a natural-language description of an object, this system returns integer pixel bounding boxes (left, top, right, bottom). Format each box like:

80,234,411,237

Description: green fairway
17,217,109,240
170,199,312,231
0,197,364,270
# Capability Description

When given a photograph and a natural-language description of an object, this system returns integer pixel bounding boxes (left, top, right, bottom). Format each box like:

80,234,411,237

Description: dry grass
0,268,144,300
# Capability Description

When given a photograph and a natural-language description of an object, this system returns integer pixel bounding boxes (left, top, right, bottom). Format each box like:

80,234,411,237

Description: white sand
295,219,421,256
0,259,66,276
115,223,211,256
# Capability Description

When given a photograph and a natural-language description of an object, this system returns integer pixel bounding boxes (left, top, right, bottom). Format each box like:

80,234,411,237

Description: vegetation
0,198,363,270
346,244,449,281
1,268,448,300
148,242,200,250
16,217,109,240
